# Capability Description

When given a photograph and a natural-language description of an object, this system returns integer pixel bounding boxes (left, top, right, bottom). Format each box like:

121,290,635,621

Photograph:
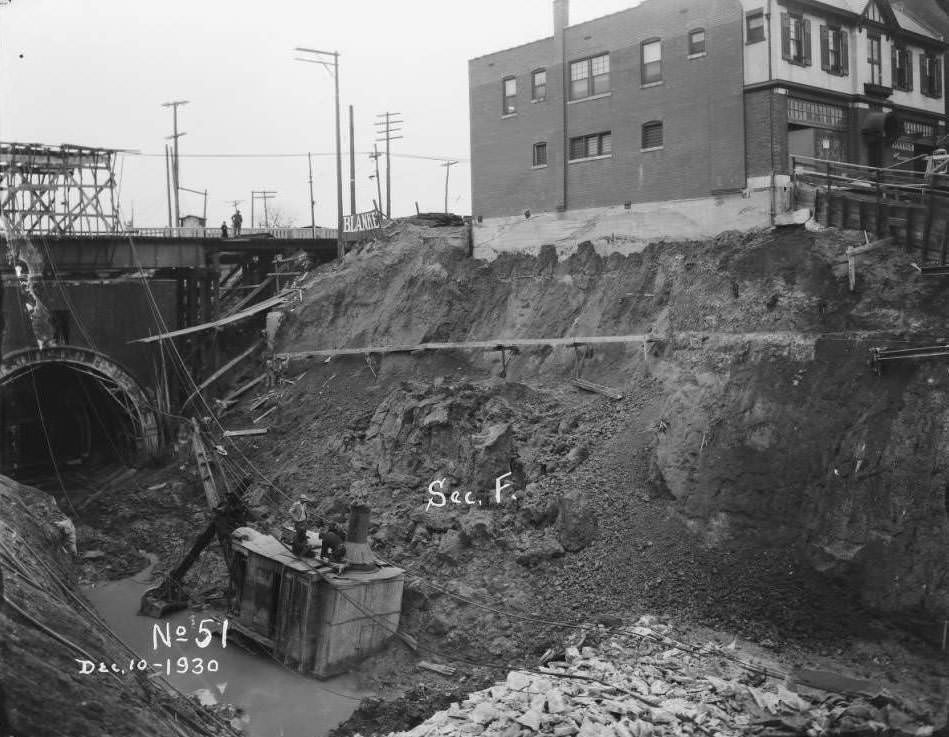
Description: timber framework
0,142,128,236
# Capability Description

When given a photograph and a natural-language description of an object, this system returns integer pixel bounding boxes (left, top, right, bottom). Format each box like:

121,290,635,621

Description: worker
231,209,243,237
289,495,310,556
320,522,346,562
221,221,229,239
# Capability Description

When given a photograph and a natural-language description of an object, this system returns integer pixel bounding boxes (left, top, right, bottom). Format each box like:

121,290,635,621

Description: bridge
0,141,383,477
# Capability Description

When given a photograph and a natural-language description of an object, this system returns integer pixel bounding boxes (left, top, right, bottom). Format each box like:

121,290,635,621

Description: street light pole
295,47,344,260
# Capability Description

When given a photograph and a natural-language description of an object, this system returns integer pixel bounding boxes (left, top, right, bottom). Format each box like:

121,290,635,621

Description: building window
820,26,848,75
641,121,664,150
746,11,765,44
502,76,516,115
688,28,706,56
569,53,610,100
868,35,882,85
781,13,811,66
568,132,612,161
641,39,662,84
921,52,943,98
531,69,547,102
532,142,548,167
893,47,913,90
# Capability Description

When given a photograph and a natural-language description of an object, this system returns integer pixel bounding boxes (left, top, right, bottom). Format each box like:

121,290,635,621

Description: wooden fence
792,154,949,265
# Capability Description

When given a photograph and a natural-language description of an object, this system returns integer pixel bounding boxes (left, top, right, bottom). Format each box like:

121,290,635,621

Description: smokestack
344,504,377,570
553,0,569,36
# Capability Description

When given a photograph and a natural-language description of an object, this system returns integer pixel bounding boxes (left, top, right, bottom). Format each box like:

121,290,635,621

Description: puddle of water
84,571,370,737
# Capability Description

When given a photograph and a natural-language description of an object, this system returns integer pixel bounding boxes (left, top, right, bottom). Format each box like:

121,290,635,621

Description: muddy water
84,568,370,737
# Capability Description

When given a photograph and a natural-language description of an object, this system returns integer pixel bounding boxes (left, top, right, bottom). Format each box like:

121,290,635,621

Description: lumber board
278,334,653,361
131,293,290,343
182,340,262,409
223,374,267,403
571,377,624,400
417,661,456,676
225,275,275,317
222,428,269,438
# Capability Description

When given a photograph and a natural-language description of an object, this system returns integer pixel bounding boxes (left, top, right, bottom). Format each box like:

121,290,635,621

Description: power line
132,150,467,163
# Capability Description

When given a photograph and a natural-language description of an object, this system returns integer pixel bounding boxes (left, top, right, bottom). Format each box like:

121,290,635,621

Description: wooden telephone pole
375,112,403,218
161,100,189,227
441,160,458,214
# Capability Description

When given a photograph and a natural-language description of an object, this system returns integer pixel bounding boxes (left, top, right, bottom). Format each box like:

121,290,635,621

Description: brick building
468,0,949,259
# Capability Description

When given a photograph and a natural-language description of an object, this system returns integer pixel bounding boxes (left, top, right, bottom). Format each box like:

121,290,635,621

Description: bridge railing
131,226,340,240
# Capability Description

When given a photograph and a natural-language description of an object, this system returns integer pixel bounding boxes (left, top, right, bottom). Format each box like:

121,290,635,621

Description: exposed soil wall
0,476,231,737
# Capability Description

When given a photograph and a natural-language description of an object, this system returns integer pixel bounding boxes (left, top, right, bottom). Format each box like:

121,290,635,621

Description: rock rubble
367,621,938,737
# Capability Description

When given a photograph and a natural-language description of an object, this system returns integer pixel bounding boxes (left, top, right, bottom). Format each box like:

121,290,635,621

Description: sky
0,0,644,230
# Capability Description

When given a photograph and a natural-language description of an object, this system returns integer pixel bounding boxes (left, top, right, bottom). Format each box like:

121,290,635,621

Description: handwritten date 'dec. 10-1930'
76,617,229,676
426,472,515,511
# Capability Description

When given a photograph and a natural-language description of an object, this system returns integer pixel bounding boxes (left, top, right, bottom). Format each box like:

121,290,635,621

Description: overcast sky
0,0,641,229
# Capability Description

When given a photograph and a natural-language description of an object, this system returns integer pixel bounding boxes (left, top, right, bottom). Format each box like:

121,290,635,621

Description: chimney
344,504,378,571
553,0,569,36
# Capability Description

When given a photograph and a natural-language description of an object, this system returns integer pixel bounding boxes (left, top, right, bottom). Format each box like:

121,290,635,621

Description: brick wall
744,88,789,177
469,0,746,220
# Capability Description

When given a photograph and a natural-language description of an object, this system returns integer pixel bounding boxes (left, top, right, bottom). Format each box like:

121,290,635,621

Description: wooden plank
182,340,263,409
131,292,290,343
278,334,652,362
225,275,275,317
396,631,419,652
253,406,277,424
223,428,269,438
571,377,624,400
418,661,456,676
223,374,267,403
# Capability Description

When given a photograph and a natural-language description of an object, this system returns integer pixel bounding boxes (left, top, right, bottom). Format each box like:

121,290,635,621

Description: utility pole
295,47,344,259
349,105,357,217
441,160,458,214
161,100,189,227
164,144,173,227
308,152,316,238
375,112,403,218
250,190,277,229
369,145,383,214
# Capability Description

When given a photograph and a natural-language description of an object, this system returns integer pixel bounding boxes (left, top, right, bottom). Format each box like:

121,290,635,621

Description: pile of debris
369,619,939,737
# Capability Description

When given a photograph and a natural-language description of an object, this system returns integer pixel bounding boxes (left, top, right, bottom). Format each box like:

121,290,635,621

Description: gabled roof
802,0,946,40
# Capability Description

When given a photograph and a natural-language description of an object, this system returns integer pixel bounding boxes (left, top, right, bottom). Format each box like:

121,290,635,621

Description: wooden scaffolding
0,142,125,235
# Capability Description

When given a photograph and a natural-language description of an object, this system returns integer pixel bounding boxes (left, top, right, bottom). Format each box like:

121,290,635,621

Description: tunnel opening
1,363,137,475
0,347,160,480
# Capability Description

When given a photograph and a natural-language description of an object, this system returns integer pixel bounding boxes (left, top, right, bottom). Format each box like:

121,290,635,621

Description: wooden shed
228,526,404,678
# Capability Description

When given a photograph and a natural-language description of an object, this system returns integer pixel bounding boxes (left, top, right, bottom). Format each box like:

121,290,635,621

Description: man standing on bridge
232,208,243,237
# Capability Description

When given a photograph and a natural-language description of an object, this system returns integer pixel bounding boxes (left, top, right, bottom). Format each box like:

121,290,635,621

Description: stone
558,489,597,552
426,614,451,636
649,680,670,696
553,725,579,737
515,531,565,567
516,710,541,731
564,647,581,664
471,703,500,725
437,529,467,566
461,509,495,542
546,689,568,714
507,672,532,692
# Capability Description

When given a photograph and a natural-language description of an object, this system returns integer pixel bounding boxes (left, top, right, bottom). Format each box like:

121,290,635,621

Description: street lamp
294,47,344,260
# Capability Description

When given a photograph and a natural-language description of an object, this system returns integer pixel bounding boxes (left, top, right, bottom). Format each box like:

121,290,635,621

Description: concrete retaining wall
472,188,775,260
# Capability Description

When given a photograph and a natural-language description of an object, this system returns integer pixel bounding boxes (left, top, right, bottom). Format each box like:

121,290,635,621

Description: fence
792,154,949,265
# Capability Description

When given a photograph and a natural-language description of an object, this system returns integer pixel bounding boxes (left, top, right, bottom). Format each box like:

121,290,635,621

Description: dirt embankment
0,477,232,737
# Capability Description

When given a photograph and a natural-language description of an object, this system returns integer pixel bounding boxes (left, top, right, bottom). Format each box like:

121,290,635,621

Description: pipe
344,504,377,570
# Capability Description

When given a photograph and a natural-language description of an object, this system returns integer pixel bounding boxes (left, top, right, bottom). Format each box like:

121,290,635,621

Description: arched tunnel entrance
0,347,160,477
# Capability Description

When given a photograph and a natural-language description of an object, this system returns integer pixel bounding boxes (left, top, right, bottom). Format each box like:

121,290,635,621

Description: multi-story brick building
468,0,949,258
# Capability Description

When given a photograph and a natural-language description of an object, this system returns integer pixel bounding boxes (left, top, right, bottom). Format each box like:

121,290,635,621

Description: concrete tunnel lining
0,346,161,466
